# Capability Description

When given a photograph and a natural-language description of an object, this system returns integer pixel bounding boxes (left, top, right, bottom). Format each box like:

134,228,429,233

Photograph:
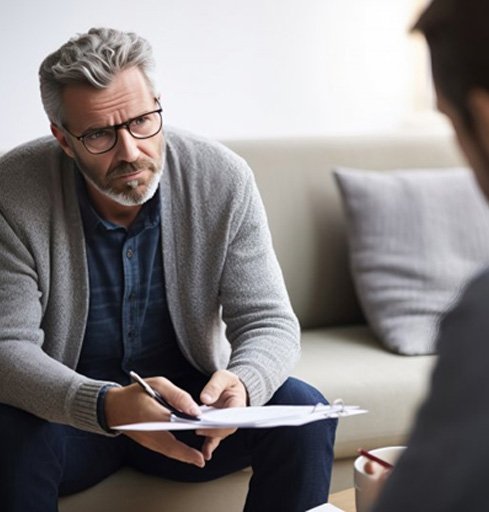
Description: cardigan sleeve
0,140,120,434
150,129,301,406
219,169,301,405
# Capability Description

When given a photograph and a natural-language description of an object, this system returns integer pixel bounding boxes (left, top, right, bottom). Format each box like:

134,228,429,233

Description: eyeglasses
63,100,163,155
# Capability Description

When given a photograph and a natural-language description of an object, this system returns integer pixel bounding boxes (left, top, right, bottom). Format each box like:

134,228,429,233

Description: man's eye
84,129,112,141
132,115,150,127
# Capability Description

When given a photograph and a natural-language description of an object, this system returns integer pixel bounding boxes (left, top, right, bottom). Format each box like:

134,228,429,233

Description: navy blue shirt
75,173,202,390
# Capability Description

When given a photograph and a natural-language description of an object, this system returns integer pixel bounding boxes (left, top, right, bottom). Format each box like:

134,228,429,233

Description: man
0,28,336,511
371,0,489,510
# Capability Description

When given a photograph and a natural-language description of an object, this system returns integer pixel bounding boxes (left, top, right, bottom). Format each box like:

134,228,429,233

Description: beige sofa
54,133,464,511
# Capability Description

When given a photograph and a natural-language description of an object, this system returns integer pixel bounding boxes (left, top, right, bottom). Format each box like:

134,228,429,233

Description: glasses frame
62,99,163,155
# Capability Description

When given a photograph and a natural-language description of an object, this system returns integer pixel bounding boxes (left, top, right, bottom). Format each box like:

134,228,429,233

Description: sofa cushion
293,326,435,458
59,467,250,512
334,167,489,355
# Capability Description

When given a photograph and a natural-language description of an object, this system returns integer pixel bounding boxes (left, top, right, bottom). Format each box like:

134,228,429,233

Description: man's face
53,67,165,208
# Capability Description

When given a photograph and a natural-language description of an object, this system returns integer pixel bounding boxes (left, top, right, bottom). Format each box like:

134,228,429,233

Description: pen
357,449,394,470
129,370,201,421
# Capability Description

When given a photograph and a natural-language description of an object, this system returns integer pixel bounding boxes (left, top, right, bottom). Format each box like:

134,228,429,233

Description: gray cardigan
0,128,300,434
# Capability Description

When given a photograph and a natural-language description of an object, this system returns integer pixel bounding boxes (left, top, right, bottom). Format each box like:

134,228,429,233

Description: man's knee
265,378,338,450
267,377,328,406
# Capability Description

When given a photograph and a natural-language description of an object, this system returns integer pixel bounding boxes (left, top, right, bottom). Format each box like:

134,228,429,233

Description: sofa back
0,135,465,330
224,135,465,329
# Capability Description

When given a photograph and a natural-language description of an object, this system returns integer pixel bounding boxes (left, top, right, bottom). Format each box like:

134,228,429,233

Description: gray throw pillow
334,167,489,355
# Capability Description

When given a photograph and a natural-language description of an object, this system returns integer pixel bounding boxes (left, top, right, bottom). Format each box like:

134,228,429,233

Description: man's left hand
196,369,248,461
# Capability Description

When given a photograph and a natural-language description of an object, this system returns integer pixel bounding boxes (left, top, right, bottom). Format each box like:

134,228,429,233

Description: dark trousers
0,377,337,512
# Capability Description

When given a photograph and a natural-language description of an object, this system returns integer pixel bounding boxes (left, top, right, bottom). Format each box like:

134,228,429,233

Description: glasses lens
83,128,116,154
78,109,162,154
128,111,162,139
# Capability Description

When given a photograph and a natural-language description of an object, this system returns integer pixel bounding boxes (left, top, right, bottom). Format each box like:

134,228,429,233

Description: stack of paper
114,402,366,431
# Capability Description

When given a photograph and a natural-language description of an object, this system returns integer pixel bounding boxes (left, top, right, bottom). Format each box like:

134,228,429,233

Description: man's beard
76,147,165,207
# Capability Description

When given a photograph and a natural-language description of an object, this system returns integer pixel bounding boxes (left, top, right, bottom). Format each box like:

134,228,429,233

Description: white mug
354,446,405,512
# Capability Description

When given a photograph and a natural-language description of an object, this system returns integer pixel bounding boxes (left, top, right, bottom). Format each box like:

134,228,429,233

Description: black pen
129,371,201,421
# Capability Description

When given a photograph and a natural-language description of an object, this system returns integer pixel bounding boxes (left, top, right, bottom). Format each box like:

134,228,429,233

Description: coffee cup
354,445,405,512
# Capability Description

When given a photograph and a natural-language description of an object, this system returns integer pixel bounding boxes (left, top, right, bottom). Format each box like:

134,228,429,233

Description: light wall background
0,0,448,150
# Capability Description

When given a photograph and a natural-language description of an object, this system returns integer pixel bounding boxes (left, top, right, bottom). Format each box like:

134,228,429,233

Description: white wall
0,0,448,149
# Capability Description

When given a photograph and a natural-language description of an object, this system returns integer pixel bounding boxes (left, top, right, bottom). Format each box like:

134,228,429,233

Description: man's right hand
104,377,205,467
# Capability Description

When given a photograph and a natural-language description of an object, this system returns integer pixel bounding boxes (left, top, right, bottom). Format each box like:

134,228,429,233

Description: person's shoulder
458,266,489,306
437,266,489,353
0,136,67,205
1,136,59,163
0,136,61,178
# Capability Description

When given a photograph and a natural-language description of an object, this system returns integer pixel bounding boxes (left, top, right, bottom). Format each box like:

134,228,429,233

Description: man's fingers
200,369,246,406
200,371,231,404
105,378,206,468
364,460,392,481
195,427,237,438
125,430,205,468
364,461,376,475
147,377,201,417
163,434,206,468
201,436,221,461
198,369,248,465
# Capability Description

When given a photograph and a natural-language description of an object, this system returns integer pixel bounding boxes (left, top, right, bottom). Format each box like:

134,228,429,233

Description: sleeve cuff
97,384,120,433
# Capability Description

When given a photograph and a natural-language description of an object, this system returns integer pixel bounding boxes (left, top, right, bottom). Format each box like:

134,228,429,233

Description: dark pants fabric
0,377,337,512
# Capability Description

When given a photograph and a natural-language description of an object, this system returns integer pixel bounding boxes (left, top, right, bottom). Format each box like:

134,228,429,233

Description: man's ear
468,89,489,148
51,123,75,159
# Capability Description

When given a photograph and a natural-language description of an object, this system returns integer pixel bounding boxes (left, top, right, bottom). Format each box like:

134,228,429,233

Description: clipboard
114,399,367,431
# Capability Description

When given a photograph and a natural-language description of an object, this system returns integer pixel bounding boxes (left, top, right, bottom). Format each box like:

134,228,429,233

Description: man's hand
196,370,248,461
104,377,205,467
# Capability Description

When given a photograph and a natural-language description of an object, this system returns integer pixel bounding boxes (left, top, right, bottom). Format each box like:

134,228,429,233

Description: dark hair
413,0,489,126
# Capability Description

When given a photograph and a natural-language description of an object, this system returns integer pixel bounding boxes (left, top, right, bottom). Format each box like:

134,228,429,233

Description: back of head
39,27,156,126
414,0,489,125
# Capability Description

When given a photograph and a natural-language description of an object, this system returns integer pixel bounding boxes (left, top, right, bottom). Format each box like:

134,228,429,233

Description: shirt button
127,248,134,259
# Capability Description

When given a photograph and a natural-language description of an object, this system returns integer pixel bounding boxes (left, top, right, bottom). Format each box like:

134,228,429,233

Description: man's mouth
116,170,144,179
109,160,153,181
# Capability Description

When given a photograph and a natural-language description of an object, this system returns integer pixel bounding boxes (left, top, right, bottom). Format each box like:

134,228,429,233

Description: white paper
114,402,367,431
306,503,345,512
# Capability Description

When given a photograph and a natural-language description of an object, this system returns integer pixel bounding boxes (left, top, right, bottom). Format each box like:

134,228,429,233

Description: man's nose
115,127,140,162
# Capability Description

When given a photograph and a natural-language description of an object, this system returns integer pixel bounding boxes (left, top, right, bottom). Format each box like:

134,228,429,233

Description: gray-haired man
0,28,336,511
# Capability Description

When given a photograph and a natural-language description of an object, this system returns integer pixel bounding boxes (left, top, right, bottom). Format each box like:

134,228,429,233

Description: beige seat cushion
59,467,251,512
293,327,436,458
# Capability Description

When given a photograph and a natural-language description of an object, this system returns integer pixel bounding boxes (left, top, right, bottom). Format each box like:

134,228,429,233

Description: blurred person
372,1,489,510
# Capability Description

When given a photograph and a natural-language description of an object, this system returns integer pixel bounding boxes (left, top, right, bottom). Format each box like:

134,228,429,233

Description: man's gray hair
39,27,157,125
